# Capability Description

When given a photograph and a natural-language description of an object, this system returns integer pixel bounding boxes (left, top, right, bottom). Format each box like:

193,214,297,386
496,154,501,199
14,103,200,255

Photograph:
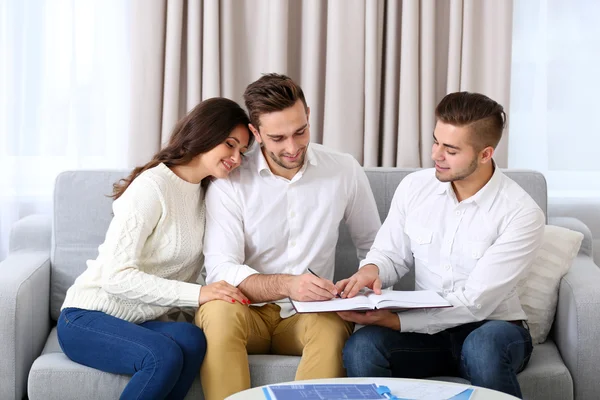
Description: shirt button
443,289,450,294
445,264,451,270
455,210,461,216
476,304,482,309
290,241,296,248
290,212,295,218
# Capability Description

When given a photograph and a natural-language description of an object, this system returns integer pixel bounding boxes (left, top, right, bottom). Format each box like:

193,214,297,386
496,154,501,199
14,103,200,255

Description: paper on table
262,381,473,400
370,379,473,400
263,384,386,400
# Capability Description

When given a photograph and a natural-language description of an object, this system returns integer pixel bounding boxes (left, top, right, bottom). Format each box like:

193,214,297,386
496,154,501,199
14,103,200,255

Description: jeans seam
385,347,448,360
62,313,160,400
505,337,532,372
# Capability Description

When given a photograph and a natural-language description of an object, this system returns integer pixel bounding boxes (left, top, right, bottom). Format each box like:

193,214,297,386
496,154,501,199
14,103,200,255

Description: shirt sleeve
203,179,260,286
399,207,545,334
359,177,414,288
343,159,382,262
100,177,201,308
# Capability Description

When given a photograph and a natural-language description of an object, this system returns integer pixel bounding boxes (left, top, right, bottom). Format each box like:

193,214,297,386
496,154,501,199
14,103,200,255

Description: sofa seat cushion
28,328,572,399
28,328,300,399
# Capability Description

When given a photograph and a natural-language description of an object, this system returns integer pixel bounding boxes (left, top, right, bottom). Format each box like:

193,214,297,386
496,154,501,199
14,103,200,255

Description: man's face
431,121,480,182
250,100,311,177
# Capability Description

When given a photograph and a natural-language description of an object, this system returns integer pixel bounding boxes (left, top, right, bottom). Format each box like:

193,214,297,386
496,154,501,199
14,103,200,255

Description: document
291,290,452,313
262,382,474,400
263,384,385,400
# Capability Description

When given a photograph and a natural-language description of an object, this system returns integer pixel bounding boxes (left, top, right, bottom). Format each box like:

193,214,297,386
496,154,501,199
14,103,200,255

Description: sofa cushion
30,327,571,400
28,328,300,399
518,225,583,344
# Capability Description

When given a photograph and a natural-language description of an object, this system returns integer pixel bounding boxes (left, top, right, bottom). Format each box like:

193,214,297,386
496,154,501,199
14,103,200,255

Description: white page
371,379,472,400
291,294,374,313
291,290,451,313
367,290,452,309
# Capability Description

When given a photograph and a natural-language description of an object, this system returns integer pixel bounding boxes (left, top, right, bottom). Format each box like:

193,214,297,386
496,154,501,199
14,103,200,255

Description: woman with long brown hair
56,97,253,399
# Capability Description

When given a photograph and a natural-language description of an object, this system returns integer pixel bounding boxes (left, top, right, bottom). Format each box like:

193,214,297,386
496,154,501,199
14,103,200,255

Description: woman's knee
146,336,185,374
172,323,207,359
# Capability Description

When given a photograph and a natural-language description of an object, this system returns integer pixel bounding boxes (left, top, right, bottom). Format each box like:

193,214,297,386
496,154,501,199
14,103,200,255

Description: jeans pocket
61,308,88,324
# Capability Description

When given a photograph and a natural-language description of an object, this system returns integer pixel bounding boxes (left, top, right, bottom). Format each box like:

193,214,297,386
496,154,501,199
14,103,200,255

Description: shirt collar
469,164,503,212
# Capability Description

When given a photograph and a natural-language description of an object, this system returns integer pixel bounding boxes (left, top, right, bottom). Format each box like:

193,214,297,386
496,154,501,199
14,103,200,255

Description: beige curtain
128,0,513,168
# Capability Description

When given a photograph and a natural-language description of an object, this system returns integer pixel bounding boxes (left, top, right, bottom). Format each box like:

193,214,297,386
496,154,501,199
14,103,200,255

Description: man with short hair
195,73,381,400
338,92,544,399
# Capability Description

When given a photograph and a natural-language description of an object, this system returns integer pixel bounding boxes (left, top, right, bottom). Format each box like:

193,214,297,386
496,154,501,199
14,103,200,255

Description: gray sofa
1,168,599,400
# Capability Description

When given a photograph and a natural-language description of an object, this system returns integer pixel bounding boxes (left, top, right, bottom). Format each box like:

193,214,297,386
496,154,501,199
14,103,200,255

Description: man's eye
272,138,282,142
226,142,234,148
295,130,306,136
447,151,456,155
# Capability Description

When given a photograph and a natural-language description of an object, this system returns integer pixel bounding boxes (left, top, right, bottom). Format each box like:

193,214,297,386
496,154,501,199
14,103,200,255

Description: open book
291,290,452,313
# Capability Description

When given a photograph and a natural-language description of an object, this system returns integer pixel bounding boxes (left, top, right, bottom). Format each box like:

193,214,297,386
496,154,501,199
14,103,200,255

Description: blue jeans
343,320,533,399
57,308,207,400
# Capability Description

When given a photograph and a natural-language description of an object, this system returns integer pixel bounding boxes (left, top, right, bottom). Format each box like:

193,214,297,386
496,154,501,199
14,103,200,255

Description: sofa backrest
50,168,547,320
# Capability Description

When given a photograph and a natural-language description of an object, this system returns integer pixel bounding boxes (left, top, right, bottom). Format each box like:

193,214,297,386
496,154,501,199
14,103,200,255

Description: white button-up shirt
361,167,545,334
204,143,381,317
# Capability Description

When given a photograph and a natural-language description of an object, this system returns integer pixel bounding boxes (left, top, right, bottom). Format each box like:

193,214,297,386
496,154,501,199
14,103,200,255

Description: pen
307,268,342,298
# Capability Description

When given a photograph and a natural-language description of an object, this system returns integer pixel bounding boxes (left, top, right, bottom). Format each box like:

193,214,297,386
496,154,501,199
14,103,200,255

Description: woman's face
203,125,251,179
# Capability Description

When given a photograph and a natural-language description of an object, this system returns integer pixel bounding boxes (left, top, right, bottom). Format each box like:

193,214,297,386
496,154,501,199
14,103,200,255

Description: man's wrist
382,313,400,330
361,263,380,276
280,274,295,297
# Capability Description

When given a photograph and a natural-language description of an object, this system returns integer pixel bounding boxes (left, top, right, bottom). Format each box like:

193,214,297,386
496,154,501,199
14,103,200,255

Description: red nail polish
231,299,235,303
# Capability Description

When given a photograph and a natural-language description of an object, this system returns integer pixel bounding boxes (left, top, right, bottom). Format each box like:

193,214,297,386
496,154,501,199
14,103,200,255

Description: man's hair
243,73,308,130
435,92,506,150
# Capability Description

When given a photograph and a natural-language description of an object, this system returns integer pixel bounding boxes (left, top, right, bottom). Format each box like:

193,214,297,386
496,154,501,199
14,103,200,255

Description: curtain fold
128,0,514,168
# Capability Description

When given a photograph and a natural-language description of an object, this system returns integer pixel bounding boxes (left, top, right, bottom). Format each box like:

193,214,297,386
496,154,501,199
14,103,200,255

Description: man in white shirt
337,92,544,399
195,73,381,400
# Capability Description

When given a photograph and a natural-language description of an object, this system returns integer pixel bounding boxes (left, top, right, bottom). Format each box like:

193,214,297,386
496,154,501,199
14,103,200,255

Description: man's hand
288,273,338,302
337,310,400,330
335,264,382,298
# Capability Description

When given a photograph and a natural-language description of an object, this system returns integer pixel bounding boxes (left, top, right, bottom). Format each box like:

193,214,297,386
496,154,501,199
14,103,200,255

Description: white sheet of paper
291,290,451,313
372,379,472,400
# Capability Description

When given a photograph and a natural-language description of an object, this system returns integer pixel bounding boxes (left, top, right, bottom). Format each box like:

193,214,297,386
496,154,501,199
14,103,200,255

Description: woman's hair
112,97,251,200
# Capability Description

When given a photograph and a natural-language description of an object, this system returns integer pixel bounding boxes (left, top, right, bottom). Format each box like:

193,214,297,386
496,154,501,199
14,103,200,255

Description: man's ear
248,123,262,144
480,146,495,164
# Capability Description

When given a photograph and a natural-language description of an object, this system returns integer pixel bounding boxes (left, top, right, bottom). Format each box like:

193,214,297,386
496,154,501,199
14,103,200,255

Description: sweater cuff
178,281,201,307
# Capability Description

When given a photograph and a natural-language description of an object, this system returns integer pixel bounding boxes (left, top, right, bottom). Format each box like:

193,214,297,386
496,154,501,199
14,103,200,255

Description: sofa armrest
553,255,600,400
0,252,51,400
1,214,52,400
9,214,52,254
548,216,593,257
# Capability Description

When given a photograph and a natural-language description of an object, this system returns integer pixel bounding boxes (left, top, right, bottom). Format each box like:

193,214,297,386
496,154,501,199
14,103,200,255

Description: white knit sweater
62,163,205,324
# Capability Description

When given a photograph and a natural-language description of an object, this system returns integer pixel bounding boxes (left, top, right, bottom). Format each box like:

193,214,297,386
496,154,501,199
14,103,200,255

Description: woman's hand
199,280,250,305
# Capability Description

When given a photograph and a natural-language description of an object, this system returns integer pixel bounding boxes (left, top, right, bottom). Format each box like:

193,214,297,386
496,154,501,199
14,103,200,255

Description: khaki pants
195,301,354,400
